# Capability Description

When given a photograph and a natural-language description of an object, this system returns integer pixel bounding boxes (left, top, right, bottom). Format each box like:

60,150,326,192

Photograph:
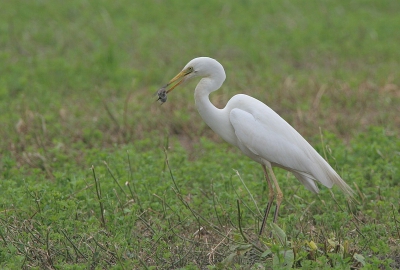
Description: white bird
158,57,354,235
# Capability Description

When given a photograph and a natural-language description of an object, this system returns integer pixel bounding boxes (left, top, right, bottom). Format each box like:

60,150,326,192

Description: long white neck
194,77,236,145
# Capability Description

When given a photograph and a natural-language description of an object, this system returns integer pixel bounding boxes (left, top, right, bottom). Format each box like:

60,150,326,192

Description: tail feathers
292,172,320,193
308,153,356,199
293,168,355,199
330,171,356,199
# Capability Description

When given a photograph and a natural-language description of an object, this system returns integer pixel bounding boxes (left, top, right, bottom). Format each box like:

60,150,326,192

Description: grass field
1,0,399,269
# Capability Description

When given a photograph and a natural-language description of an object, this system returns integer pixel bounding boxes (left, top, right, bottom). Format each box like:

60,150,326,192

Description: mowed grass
0,0,399,269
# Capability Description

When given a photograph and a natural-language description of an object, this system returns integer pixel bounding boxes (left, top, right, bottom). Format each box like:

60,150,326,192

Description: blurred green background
1,0,399,161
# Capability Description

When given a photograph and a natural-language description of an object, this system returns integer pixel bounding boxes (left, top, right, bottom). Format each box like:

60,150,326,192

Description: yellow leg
259,165,275,235
268,167,283,224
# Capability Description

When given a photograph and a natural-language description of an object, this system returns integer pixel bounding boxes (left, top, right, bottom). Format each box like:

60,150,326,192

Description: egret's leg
259,165,275,235
268,167,283,224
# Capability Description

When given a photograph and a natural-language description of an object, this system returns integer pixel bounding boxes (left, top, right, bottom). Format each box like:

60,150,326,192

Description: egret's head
163,57,225,94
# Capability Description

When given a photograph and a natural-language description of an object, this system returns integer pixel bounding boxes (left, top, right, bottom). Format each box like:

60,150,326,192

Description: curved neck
194,78,235,145
194,78,222,125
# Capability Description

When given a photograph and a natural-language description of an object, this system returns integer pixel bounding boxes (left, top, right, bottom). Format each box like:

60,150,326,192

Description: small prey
156,86,168,104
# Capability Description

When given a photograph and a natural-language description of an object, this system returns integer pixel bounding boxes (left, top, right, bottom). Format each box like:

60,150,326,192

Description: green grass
1,129,399,269
0,0,399,268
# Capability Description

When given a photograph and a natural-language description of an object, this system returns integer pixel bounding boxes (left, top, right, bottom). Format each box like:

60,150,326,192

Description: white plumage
159,57,354,234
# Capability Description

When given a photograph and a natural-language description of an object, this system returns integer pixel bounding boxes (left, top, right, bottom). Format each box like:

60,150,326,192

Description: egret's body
160,57,353,234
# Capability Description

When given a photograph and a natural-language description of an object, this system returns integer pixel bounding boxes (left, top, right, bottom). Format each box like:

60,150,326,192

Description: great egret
157,57,354,235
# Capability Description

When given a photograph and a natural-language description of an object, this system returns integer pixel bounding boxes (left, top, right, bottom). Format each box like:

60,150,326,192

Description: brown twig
104,161,127,196
46,226,54,268
236,200,249,243
103,100,120,131
92,165,107,229
392,204,400,239
60,229,87,260
126,150,143,211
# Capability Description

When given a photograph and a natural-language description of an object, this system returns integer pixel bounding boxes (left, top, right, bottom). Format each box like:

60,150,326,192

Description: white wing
227,94,353,195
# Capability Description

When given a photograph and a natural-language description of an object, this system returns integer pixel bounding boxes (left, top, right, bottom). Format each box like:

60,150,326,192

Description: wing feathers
229,102,353,198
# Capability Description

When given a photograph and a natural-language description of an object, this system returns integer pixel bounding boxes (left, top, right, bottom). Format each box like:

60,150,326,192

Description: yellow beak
166,69,190,93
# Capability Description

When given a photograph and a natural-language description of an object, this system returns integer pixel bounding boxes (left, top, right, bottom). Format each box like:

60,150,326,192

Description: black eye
188,67,193,72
